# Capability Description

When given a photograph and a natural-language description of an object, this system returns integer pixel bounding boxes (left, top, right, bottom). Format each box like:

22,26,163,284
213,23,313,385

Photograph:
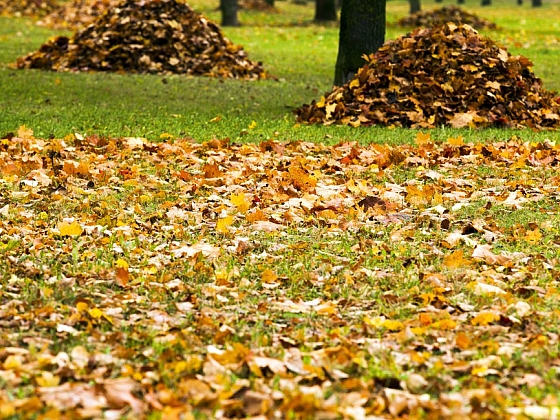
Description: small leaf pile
396,5,497,29
0,0,58,17
239,0,276,11
295,23,560,129
36,0,119,30
16,0,269,79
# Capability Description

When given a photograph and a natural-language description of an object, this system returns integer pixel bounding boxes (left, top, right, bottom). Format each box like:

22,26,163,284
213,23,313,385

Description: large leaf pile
295,23,560,129
396,5,497,29
15,0,269,79
36,0,119,30
0,0,58,17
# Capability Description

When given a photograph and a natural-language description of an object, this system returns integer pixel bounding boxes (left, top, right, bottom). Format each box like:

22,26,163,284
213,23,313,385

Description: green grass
1,0,560,143
2,2,560,418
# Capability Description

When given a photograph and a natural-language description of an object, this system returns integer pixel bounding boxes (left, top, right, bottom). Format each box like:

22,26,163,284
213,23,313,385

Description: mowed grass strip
0,0,559,142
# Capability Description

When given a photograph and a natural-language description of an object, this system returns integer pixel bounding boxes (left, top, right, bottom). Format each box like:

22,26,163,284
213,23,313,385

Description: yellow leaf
248,121,257,129
443,249,470,269
415,131,431,146
471,311,500,326
58,221,83,236
525,228,542,244
36,371,60,387
216,215,234,233
364,315,386,328
76,302,88,312
349,78,360,89
382,319,404,331
325,103,337,119
115,258,129,269
3,355,23,370
230,192,250,213
430,319,457,330
448,136,464,146
159,132,174,140
316,96,326,108
17,125,34,139
261,269,278,283
88,308,104,320
209,116,222,123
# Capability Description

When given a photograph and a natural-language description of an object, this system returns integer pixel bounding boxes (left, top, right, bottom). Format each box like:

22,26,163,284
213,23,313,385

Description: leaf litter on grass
15,0,270,79
2,126,560,417
295,23,560,129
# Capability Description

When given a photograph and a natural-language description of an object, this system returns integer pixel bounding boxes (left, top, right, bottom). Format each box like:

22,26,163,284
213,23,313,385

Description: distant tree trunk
409,0,421,13
481,0,491,5
334,0,386,86
434,0,443,3
315,0,338,21
531,0,542,6
220,0,239,26
457,0,464,4
265,0,274,5
517,0,523,4
336,0,342,8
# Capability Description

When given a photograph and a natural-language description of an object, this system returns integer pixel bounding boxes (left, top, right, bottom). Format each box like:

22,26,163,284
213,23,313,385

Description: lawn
1,0,560,418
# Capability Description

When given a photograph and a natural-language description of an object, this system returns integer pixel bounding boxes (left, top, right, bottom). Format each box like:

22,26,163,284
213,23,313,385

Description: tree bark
315,0,338,21
409,0,421,14
220,0,239,27
334,0,386,86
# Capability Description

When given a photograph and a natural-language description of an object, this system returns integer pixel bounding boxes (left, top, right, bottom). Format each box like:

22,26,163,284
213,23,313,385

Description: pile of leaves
295,23,560,129
15,0,269,79
2,126,560,418
0,0,58,17
396,5,497,30
36,0,120,30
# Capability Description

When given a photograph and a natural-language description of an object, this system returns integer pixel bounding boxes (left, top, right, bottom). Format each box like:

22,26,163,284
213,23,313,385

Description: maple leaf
58,221,83,236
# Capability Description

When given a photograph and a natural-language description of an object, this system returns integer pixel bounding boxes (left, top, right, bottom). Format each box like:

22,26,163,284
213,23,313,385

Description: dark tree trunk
265,0,274,5
409,0,421,14
457,0,464,4
517,0,523,4
334,0,386,86
315,0,338,21
434,0,443,3
220,0,239,26
481,0,491,5
531,0,542,6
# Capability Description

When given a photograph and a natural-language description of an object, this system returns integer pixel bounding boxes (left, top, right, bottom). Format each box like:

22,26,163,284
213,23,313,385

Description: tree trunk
517,0,523,4
220,0,239,27
457,0,464,4
409,0,421,14
265,0,274,5
531,0,542,6
481,0,491,6
315,0,338,21
334,0,386,86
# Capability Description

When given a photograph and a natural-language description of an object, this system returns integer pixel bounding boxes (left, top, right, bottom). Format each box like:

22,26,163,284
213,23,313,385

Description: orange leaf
415,131,431,146
455,332,472,349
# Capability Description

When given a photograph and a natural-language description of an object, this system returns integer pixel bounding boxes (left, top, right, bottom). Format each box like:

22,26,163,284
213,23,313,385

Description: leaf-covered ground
2,127,560,418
